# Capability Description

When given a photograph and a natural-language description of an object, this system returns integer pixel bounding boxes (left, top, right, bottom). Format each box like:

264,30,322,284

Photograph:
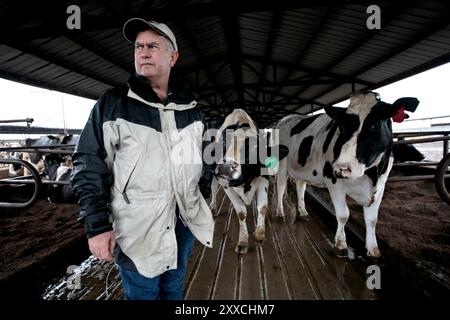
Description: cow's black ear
393,97,419,113
266,144,289,161
375,98,419,120
324,105,345,120
278,144,289,160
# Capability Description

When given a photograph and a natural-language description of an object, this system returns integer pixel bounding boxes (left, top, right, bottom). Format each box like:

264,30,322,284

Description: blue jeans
118,215,196,300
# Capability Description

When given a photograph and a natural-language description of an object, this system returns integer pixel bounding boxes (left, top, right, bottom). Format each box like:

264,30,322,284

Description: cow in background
47,159,76,203
6,134,78,203
276,92,419,257
392,144,425,163
22,134,77,177
210,109,288,254
7,142,25,176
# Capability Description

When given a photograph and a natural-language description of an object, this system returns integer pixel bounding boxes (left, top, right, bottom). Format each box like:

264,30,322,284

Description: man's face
134,29,178,80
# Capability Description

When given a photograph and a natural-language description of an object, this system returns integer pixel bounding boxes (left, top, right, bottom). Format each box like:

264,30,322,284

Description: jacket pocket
113,146,144,201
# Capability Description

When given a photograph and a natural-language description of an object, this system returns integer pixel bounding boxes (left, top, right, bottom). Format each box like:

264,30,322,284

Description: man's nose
139,51,151,59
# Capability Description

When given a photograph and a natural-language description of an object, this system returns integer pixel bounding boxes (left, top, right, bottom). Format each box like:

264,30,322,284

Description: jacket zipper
121,148,145,205
122,192,130,204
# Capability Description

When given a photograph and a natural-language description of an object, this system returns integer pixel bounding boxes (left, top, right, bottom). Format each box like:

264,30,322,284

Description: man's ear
170,51,179,67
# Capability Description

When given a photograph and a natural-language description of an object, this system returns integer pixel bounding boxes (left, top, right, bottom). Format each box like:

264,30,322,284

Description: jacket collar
127,73,195,105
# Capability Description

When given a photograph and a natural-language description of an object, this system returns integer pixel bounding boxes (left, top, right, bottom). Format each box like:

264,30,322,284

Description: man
70,18,214,300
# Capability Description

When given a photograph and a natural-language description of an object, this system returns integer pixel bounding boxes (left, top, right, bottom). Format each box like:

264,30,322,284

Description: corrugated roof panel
240,12,273,57
84,29,133,71
300,7,372,70
0,45,24,63
184,17,227,58
29,37,127,83
272,8,326,63
1,53,50,75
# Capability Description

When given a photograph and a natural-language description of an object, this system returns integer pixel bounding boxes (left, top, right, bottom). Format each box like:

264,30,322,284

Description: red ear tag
392,106,406,123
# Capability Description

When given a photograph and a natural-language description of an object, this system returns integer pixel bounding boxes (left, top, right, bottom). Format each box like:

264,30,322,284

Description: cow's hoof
333,247,348,258
235,243,249,254
297,215,310,222
253,229,265,242
298,208,309,217
276,209,286,221
367,247,381,258
253,231,265,245
255,239,265,246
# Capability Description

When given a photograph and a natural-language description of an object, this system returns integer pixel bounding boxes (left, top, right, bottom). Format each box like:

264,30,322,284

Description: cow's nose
334,165,352,178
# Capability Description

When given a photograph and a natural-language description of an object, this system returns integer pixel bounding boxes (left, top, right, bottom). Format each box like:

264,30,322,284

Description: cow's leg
254,178,269,245
363,184,386,258
209,176,220,216
22,152,31,176
225,188,249,254
276,158,288,221
295,179,309,218
328,186,350,256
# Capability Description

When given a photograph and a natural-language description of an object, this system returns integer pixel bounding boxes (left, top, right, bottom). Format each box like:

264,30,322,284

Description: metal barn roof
0,0,449,127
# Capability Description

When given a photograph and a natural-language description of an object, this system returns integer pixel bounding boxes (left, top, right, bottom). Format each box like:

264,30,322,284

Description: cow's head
214,109,288,187
325,92,419,179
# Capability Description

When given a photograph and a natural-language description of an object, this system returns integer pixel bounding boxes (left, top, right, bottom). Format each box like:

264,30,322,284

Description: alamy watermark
366,265,381,290
66,4,382,32
366,5,381,30
66,5,81,30
66,264,81,289
167,127,283,175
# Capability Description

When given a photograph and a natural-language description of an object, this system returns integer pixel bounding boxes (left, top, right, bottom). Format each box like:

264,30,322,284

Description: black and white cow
210,109,288,254
276,92,419,257
47,161,76,203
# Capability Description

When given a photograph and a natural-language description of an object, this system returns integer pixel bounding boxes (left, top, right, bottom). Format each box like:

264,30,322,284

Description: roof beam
243,54,372,86
171,10,228,107
195,78,363,92
221,13,244,106
255,10,282,103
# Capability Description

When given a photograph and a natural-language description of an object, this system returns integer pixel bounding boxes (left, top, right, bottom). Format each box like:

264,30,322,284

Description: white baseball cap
123,18,178,51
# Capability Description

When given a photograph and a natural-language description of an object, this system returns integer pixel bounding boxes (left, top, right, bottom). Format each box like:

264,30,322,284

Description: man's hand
88,230,115,261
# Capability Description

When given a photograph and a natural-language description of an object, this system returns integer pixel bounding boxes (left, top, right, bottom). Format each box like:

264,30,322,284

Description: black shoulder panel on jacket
102,86,162,133
175,106,202,130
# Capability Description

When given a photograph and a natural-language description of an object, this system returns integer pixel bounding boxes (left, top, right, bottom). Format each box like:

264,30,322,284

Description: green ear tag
264,156,278,169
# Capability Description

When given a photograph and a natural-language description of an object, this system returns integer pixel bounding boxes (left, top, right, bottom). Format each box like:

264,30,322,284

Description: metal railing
0,158,42,208
390,129,450,204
